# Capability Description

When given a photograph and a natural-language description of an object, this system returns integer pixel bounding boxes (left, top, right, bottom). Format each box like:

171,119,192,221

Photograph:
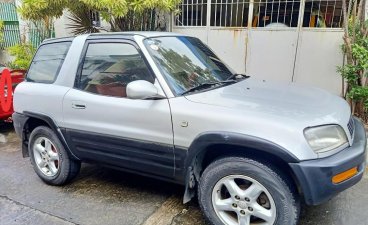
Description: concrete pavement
1,123,367,225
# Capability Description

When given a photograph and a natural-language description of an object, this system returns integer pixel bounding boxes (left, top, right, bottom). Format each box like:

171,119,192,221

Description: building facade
0,0,56,64
0,1,20,63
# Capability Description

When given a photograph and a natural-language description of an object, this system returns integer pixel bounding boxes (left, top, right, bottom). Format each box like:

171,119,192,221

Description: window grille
174,0,344,29
90,10,101,27
252,0,301,27
303,0,343,28
175,0,208,26
211,0,250,27
0,2,20,49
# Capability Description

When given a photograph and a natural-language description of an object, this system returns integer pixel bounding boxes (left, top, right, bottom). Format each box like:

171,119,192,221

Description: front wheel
198,157,299,225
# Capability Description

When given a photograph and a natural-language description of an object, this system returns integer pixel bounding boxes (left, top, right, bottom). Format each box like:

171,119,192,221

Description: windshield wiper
180,80,236,96
226,73,250,81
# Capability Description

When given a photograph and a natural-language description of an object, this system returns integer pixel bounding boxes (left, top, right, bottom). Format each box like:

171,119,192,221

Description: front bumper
290,117,367,205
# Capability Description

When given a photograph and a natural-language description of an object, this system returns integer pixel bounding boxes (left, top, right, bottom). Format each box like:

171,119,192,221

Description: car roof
89,31,184,38
42,31,186,44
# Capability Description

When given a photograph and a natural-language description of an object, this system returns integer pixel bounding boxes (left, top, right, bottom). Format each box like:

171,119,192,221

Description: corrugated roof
0,2,18,22
1,22,20,48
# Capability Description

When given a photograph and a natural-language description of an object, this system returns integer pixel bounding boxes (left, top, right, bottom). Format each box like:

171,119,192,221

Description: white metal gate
172,0,344,95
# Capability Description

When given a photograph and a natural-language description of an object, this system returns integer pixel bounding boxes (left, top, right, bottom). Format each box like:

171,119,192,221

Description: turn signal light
332,167,358,184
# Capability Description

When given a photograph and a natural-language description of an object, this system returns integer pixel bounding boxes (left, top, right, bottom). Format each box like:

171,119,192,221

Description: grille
347,117,354,138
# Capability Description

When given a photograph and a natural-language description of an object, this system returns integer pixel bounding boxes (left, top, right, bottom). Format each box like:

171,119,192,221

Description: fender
185,131,300,169
16,111,79,160
180,131,300,203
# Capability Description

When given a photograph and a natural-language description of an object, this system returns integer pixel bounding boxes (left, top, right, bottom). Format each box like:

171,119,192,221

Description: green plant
6,43,36,70
66,7,103,35
0,20,4,48
338,0,368,121
0,21,3,34
18,0,181,32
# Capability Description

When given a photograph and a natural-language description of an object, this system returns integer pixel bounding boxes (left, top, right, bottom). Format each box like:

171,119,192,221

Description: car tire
29,126,81,185
198,156,300,225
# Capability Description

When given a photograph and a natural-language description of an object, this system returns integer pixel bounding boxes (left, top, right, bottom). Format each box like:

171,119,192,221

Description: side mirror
126,80,164,99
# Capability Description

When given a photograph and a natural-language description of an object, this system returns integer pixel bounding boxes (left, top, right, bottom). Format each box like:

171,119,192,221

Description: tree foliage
0,20,4,46
65,7,104,35
338,0,368,121
6,43,36,70
18,0,180,27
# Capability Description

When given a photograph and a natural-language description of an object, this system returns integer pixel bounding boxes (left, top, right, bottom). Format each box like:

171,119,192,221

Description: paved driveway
0,123,367,225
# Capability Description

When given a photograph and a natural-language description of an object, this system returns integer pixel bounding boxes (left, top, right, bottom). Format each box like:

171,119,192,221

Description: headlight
304,125,348,153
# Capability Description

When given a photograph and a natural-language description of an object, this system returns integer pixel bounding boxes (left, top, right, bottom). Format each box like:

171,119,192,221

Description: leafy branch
338,0,368,121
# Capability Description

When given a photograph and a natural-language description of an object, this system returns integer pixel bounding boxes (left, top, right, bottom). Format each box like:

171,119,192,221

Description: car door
62,40,175,178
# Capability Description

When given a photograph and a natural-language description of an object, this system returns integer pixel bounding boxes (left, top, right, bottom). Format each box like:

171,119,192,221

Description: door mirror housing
126,80,165,99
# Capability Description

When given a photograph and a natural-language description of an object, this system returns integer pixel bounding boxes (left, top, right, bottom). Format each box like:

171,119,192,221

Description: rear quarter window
26,41,71,83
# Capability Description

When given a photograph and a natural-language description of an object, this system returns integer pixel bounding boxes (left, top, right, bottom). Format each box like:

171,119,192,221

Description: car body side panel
62,89,174,144
61,87,175,176
62,128,175,178
13,82,71,127
168,95,318,161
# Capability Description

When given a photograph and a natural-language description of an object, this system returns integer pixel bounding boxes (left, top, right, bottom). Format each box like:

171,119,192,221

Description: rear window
27,41,71,83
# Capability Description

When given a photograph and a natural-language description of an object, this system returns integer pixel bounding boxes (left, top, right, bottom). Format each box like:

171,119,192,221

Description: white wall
54,11,75,38
0,50,12,65
54,10,111,38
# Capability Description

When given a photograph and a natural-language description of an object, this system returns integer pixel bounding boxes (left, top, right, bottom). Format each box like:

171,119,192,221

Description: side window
79,43,154,98
27,42,71,83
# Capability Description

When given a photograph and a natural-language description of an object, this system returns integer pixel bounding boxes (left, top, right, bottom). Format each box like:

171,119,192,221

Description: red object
0,69,25,121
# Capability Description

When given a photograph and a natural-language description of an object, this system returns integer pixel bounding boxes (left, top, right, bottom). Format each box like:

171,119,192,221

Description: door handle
72,102,86,109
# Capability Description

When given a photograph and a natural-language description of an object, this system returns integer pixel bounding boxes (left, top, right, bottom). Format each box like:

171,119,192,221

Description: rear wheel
29,126,81,185
198,157,299,225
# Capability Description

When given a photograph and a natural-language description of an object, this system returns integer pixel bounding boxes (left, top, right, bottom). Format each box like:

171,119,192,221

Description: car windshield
144,36,235,95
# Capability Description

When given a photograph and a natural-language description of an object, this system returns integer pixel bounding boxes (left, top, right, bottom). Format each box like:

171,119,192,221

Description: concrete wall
0,50,12,65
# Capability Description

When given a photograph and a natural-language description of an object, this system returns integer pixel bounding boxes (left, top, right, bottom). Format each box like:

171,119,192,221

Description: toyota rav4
12,32,367,225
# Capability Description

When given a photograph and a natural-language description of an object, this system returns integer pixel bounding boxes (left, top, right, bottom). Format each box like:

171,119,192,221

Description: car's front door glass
79,43,154,98
144,36,235,95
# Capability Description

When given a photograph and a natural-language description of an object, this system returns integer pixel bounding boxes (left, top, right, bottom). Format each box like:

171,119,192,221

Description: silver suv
12,32,367,225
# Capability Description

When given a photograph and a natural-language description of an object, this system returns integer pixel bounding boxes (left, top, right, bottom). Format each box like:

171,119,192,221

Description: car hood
185,78,351,127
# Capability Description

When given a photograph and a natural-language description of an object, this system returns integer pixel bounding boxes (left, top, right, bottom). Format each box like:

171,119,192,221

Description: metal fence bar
332,0,337,26
236,0,239,26
257,0,262,26
175,0,208,26
241,1,246,26
277,0,281,23
290,0,295,26
196,0,199,25
317,0,322,25
173,0,343,29
324,1,329,27
190,0,196,26
283,0,288,24
264,0,269,26
230,0,233,26
338,2,343,27
202,0,204,25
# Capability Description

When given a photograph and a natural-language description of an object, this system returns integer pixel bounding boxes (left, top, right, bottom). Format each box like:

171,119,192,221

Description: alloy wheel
32,137,60,177
212,175,276,225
